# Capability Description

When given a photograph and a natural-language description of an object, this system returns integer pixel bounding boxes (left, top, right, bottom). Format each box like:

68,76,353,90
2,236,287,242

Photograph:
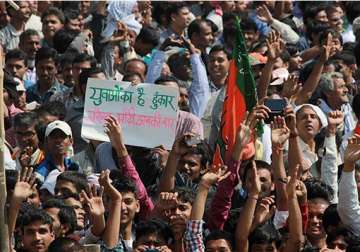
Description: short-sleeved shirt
0,24,22,51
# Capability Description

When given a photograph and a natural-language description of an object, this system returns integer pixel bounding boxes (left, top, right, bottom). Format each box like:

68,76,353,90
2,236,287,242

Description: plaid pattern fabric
185,220,205,252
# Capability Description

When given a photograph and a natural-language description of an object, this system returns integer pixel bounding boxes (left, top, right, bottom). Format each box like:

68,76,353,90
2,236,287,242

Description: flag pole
0,44,10,251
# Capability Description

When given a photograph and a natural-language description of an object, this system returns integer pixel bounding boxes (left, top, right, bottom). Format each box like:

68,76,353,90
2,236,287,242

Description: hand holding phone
264,99,287,124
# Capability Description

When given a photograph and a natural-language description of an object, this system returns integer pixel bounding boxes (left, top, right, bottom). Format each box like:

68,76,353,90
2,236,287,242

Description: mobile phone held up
264,99,287,124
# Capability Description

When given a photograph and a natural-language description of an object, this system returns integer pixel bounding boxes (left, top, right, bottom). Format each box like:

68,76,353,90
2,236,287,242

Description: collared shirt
26,80,68,104
0,23,22,51
185,220,205,252
51,87,80,110
24,66,37,89
35,155,80,183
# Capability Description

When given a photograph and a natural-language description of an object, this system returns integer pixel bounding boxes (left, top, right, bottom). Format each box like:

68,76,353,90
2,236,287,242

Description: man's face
72,60,91,85
46,129,72,158
208,51,230,83
42,14,64,40
62,63,74,86
206,239,232,252
44,208,61,237
36,59,57,86
22,221,54,252
315,10,328,23
289,54,303,71
6,59,27,79
250,242,278,252
328,235,347,252
16,1,31,21
296,106,321,141
178,87,189,112
244,30,259,49
14,124,39,151
331,77,349,104
198,22,214,49
328,11,343,33
167,199,192,220
66,18,82,33
80,1,91,15
55,179,78,197
27,188,41,208
121,191,140,225
20,35,41,60
178,153,202,181
172,7,191,30
135,233,167,250
64,197,85,229
125,61,147,80
245,168,273,198
306,199,329,240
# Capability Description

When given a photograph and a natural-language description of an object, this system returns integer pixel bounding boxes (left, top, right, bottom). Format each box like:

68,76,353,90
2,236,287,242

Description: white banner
82,78,179,149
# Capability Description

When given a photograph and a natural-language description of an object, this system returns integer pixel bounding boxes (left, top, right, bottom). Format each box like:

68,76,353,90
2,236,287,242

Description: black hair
20,208,53,231
48,237,84,252
78,67,104,87
286,44,301,56
242,160,273,183
280,50,291,63
319,28,343,46
155,75,180,86
123,72,144,83
188,19,213,39
40,100,67,120
323,204,341,233
111,173,138,198
53,29,78,54
73,53,97,68
304,177,334,203
222,12,238,27
20,29,40,43
167,2,188,23
174,186,196,205
326,227,350,249
59,53,77,69
306,20,331,41
240,18,258,33
332,52,357,66
183,141,212,169
205,230,234,250
136,26,160,47
13,111,38,129
42,198,77,235
249,221,282,249
352,94,360,120
64,10,80,23
35,47,58,66
346,233,360,252
56,171,88,194
123,58,148,75
135,218,173,245
41,7,65,24
5,49,28,66
303,3,329,25
209,44,231,60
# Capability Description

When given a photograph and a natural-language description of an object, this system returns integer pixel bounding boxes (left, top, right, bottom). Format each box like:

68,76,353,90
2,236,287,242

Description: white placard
82,78,179,149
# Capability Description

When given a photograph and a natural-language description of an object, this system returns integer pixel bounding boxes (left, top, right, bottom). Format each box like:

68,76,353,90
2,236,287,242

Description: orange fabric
213,60,248,165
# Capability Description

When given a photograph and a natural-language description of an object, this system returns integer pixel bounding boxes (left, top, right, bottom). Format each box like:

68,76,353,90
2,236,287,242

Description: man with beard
26,47,68,104
35,120,79,183
41,7,64,48
20,208,55,252
13,112,44,170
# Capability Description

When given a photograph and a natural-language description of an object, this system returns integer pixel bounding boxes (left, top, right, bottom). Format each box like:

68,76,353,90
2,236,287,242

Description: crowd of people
2,0,360,251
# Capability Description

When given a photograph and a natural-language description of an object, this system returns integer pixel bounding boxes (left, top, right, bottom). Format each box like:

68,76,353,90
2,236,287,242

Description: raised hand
13,167,37,205
104,116,125,155
247,161,261,197
344,135,360,170
160,35,184,51
151,145,169,169
281,75,301,101
158,192,178,213
251,104,271,124
319,32,332,63
327,110,344,135
286,164,299,199
253,196,276,228
200,164,230,188
109,21,128,43
271,116,290,146
99,170,122,202
266,30,285,62
171,132,194,156
81,184,105,217
256,4,274,24
19,146,33,169
284,105,298,136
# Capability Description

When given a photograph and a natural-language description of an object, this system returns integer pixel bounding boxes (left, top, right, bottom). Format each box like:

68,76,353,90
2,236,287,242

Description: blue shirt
26,80,68,104
35,155,80,183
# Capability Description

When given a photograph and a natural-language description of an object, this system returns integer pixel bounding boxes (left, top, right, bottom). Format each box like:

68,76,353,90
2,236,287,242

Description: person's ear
60,223,70,237
136,199,140,213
